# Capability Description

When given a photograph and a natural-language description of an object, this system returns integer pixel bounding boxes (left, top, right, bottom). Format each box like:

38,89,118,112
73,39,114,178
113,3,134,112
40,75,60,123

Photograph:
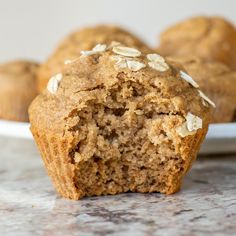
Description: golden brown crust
30,46,211,200
158,16,236,70
0,60,39,122
37,25,151,92
168,55,236,123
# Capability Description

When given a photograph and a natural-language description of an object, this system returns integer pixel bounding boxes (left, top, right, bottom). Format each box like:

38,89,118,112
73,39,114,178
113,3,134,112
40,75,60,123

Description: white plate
0,119,235,154
0,120,32,139
200,122,236,154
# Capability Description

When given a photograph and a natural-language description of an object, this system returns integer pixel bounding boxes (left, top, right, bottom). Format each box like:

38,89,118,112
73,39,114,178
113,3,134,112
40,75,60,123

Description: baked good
0,61,39,122
158,16,236,70
37,25,151,92
168,56,236,123
29,43,212,200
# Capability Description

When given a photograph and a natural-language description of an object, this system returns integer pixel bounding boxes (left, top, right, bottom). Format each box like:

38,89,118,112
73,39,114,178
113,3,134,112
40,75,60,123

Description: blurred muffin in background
158,16,236,70
37,25,151,92
0,61,39,122
168,56,236,123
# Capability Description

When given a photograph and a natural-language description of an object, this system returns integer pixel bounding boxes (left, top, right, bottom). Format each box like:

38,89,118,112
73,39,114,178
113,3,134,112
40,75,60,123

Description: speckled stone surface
0,136,236,236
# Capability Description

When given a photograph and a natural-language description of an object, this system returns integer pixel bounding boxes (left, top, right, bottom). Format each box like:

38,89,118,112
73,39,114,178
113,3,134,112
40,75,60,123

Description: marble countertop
0,137,236,236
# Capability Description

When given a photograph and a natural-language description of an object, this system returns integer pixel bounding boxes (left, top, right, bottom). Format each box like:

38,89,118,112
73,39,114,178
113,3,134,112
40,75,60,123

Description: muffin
158,16,236,70
0,61,39,122
29,43,212,200
168,56,236,123
37,25,151,92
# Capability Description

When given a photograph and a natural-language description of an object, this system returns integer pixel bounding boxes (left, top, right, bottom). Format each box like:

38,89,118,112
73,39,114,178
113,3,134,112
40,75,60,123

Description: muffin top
167,55,236,96
158,16,236,69
167,55,236,123
0,60,39,92
30,43,212,137
37,25,151,91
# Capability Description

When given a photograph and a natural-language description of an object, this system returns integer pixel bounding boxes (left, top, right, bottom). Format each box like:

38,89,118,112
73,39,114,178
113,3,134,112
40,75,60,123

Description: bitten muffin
167,56,236,123
37,25,151,92
0,61,39,122
158,16,236,70
29,43,212,200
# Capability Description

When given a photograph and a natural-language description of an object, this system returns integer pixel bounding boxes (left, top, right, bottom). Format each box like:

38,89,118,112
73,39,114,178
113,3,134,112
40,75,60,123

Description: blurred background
0,0,235,62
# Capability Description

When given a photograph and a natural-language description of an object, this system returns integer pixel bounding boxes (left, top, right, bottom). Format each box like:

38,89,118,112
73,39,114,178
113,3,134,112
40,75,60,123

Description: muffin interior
67,75,186,197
